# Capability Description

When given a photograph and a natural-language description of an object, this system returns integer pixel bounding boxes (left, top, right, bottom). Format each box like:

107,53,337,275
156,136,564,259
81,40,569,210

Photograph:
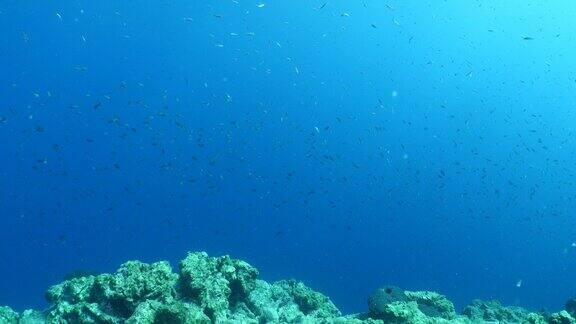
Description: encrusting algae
0,251,574,323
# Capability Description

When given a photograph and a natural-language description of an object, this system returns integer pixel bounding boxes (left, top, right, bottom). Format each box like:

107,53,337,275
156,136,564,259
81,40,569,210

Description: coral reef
566,298,576,317
364,286,467,323
0,306,44,324
368,285,406,316
1,251,575,323
548,311,576,324
45,260,178,323
462,299,547,323
367,286,459,322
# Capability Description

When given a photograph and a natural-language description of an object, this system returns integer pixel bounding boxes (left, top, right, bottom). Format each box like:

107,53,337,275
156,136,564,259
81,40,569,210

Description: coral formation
368,285,406,317
0,306,43,324
1,251,575,323
368,286,458,322
462,299,547,323
45,260,178,323
548,311,576,324
178,251,259,321
403,290,456,320
0,306,18,323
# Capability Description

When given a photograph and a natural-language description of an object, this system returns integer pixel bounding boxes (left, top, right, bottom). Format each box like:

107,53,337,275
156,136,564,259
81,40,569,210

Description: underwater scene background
1,0,576,318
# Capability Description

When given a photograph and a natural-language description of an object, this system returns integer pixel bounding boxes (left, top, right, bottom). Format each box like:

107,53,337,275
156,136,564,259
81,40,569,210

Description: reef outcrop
0,251,574,323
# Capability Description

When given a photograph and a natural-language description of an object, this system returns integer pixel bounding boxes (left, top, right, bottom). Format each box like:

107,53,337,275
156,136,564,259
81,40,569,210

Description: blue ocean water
1,0,575,315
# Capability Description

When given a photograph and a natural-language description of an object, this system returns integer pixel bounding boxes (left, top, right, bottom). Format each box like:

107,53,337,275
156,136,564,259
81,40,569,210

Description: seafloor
1,252,574,323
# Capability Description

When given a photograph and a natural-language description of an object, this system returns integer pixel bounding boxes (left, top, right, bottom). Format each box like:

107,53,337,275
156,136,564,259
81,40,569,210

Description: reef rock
45,260,177,323
404,290,457,320
0,306,19,323
126,300,209,323
38,251,344,323
368,286,458,322
368,285,407,317
178,251,259,321
462,299,547,323
247,279,341,322
548,310,576,324
0,306,45,323
1,251,573,324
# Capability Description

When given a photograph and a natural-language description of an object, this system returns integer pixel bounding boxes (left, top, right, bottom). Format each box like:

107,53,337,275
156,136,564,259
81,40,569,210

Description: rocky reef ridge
1,251,574,323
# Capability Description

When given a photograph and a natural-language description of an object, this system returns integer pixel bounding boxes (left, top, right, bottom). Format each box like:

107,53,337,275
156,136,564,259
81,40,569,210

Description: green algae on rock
45,260,178,323
374,300,431,323
548,310,576,324
126,300,210,323
368,286,457,322
0,306,44,324
247,279,341,323
39,251,342,323
2,251,576,323
274,280,341,318
462,299,547,323
404,290,457,320
178,251,259,321
0,306,19,323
